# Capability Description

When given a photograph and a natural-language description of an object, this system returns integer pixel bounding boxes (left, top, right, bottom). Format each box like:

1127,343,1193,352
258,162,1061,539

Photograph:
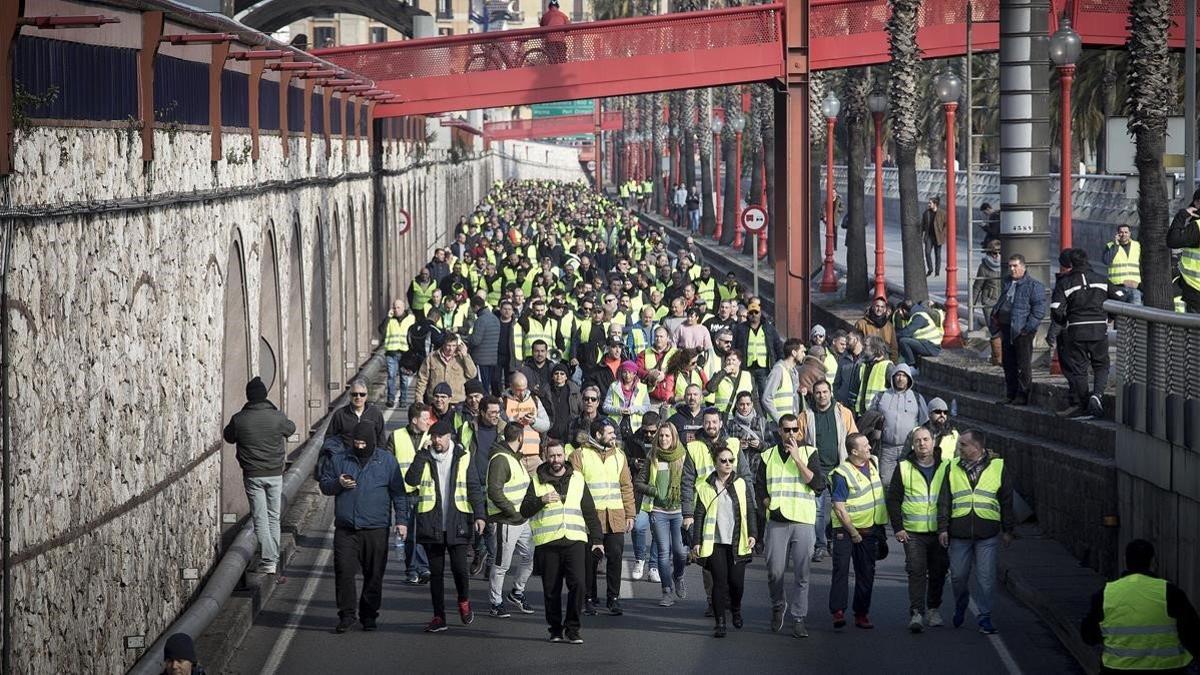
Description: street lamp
935,70,963,348
819,91,841,293
866,89,888,299
729,111,747,248
712,114,725,240
1050,13,1082,250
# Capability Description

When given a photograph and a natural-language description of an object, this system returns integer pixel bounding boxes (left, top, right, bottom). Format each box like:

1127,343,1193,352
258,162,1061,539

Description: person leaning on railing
1167,189,1200,314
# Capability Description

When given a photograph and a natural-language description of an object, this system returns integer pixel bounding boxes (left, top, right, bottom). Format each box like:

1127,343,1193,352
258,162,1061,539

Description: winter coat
517,462,603,546
922,206,948,245
328,402,386,449
222,400,296,477
973,253,1003,307
991,274,1047,336
467,308,501,366
854,311,899,362
1051,262,1116,342
414,351,479,403
732,321,784,370
545,380,582,442
319,446,408,530
869,363,929,447
404,445,485,545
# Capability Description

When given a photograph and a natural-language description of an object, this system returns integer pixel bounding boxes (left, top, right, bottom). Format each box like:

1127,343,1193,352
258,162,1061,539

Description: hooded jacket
869,363,929,447
485,438,526,525
518,461,603,546
222,400,296,477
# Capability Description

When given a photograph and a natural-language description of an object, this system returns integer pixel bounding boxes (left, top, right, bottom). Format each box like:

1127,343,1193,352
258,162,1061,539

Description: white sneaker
647,566,661,584
909,610,924,633
632,559,646,580
926,608,944,627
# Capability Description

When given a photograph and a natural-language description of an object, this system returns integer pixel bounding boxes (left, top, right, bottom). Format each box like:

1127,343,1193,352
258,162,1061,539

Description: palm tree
886,0,929,301
697,88,717,234
1125,0,1174,309
842,67,871,301
744,79,765,255
720,86,739,244
759,82,776,261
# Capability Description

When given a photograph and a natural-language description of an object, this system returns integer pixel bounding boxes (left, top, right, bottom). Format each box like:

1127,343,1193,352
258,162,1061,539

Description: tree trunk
763,102,777,263
896,146,928,301
809,72,827,273
698,89,717,235
1136,128,1172,308
844,72,870,302
720,87,739,245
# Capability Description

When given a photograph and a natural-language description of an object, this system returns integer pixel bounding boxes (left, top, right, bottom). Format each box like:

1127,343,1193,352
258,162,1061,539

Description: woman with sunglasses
690,443,757,637
634,422,690,607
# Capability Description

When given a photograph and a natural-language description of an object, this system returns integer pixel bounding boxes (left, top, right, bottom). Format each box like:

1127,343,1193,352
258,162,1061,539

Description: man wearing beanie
162,632,205,674
223,376,296,575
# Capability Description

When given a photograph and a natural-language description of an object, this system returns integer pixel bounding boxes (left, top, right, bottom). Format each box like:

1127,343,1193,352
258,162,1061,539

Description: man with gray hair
328,378,386,448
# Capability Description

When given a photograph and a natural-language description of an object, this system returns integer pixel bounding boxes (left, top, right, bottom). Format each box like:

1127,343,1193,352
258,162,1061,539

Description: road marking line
970,599,1023,675
260,527,335,675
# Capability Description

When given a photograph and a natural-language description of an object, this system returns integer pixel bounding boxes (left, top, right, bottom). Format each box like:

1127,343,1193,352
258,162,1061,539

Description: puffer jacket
992,274,1047,335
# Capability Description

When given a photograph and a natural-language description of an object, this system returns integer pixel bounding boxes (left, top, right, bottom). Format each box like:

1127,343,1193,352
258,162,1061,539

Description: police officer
1082,539,1199,673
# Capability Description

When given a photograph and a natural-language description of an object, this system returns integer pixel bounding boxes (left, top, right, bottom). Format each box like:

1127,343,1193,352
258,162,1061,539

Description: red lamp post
712,114,725,240
729,111,747,248
819,91,841,293
867,90,888,299
935,71,963,348
1050,14,1082,250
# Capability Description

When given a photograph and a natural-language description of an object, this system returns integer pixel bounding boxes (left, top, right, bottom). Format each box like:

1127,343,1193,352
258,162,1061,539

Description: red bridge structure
316,0,1199,336
483,111,624,143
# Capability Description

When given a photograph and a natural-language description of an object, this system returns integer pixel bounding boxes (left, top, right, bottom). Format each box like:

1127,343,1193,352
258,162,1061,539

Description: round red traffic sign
397,208,412,235
741,206,767,234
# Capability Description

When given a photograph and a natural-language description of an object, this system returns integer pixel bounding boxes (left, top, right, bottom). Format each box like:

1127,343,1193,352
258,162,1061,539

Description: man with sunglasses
914,398,959,459
755,413,826,639
328,378,386,449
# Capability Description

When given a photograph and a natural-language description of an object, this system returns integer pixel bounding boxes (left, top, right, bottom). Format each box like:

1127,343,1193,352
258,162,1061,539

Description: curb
998,559,1101,674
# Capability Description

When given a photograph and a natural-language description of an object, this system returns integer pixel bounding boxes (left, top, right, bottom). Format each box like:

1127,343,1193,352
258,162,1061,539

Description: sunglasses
717,458,735,464
932,410,948,415
351,392,368,398
583,396,599,402
781,427,800,432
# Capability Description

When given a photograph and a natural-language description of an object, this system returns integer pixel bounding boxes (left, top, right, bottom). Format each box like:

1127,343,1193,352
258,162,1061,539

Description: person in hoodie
519,440,604,644
973,239,1004,364
869,363,929,487
319,422,409,633
545,363,581,442
854,297,899,362
223,376,296,575
405,418,487,633
485,424,535,618
668,384,706,443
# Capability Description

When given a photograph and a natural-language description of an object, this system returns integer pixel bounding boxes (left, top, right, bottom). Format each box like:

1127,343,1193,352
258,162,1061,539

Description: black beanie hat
430,418,456,437
164,633,196,663
246,376,268,402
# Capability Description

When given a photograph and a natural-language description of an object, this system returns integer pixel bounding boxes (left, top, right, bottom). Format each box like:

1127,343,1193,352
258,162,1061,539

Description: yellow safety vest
746,327,768,369
856,359,893,414
673,369,705,401
530,473,589,545
384,314,415,352
823,351,838,385
712,370,753,413
910,310,944,344
416,452,472,514
948,458,1004,521
605,382,649,430
642,347,676,372
577,447,627,512
409,280,437,313
1180,219,1200,292
1106,240,1142,286
696,278,716,307
764,446,818,524
899,459,951,533
391,427,427,495
832,458,887,529
629,326,654,354
486,452,530,517
514,316,557,361
768,363,796,423
642,180,652,195
1100,574,1193,671
695,476,751,558
686,437,741,480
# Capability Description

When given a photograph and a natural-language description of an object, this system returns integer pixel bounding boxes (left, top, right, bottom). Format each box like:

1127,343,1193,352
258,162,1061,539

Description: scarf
653,441,686,507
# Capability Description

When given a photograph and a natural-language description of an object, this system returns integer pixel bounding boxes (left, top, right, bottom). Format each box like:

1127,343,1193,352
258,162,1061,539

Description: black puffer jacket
1050,262,1119,342
222,401,296,477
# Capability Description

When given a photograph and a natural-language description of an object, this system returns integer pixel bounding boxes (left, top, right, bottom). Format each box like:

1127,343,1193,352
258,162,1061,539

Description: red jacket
539,6,571,27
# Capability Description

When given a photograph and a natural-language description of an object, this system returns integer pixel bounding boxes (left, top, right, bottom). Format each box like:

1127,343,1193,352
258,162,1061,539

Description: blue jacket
992,274,1047,335
319,444,409,530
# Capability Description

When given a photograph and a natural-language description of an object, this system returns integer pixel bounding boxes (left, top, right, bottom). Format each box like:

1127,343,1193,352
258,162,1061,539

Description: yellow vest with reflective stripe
856,360,892,414
718,283,739,301
686,437,741,480
1180,219,1200,292
746,327,768,368
410,280,437,313
948,458,1004,521
486,452,530,517
899,459,950,533
629,326,653,354
696,278,716,307
764,446,818,524
823,352,838,384
515,316,557,361
384,314,415,352
1107,240,1142,286
416,452,472,514
391,427,427,495
673,369,705,401
577,447,627,512
1100,574,1193,671
910,310,943,344
695,477,751,558
832,458,886,529
712,370,753,412
768,363,796,423
605,382,649,430
642,347,675,372
530,473,589,545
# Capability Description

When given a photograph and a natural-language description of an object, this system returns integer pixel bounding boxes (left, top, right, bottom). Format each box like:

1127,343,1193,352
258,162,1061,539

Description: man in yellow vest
485,424,535,618
763,339,806,424
886,426,950,634
1167,189,1200,313
1082,539,1199,673
408,268,439,321
404,418,486,633
829,432,887,630
502,372,550,473
914,397,959,459
1103,224,1143,306
517,440,603,644
936,429,1014,635
894,300,943,366
755,413,826,639
380,299,417,409
569,419,636,617
387,402,433,584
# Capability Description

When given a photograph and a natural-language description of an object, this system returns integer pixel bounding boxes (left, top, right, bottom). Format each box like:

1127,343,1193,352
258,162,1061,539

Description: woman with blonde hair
634,422,690,606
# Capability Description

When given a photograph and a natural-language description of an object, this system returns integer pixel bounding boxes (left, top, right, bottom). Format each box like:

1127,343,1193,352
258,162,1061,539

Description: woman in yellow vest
634,422,690,607
603,361,651,438
690,443,757,638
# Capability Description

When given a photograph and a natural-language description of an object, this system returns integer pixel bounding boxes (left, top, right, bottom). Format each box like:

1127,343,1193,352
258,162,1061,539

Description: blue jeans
478,364,502,397
1118,286,1143,306
814,490,832,551
688,209,700,233
898,337,941,365
649,511,687,592
631,511,651,562
949,535,999,619
405,502,429,576
386,354,409,405
244,475,282,566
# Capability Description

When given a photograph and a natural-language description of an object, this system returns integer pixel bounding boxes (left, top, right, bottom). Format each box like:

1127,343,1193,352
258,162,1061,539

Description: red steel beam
484,111,624,141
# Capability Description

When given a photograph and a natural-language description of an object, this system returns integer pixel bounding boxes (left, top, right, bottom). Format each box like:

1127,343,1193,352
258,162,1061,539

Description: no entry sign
741,206,767,234
398,208,412,235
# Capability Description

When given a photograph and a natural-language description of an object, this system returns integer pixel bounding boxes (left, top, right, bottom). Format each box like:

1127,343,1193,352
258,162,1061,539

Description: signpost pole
753,233,760,299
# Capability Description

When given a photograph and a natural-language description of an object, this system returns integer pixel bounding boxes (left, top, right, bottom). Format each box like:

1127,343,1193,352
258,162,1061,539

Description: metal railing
1106,300,1200,451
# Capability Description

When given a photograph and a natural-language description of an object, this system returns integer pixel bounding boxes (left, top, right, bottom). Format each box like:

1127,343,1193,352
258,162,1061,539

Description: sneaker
908,610,924,633
832,610,846,628
549,630,564,643
361,617,378,631
952,605,967,628
659,590,676,607
417,573,431,585
584,599,598,616
646,566,661,584
810,547,825,563
854,613,874,629
424,616,448,633
335,617,355,633
505,590,535,614
566,628,584,644
704,603,714,618
608,599,624,616
732,611,743,629
771,604,786,632
926,608,944,628
458,600,474,625
489,603,511,618
404,573,421,585
792,618,809,639
632,559,646,580
1088,394,1104,418
470,554,487,577
978,616,998,634
674,575,687,599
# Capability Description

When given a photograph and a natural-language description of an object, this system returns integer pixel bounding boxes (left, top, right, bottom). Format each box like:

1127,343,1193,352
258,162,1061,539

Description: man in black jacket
223,376,296,575
1051,249,1119,419
328,378,386,448
1166,189,1200,313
